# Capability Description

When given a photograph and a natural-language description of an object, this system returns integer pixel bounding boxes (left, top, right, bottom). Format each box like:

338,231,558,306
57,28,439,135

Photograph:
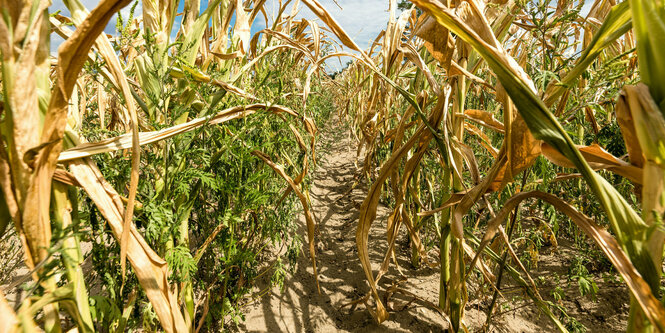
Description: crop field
1,0,665,332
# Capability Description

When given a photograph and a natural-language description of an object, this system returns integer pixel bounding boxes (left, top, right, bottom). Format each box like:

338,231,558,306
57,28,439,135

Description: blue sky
50,0,392,71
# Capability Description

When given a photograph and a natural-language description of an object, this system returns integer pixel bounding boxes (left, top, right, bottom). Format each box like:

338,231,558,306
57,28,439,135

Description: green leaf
179,0,224,65
544,1,632,106
0,190,9,238
630,0,665,113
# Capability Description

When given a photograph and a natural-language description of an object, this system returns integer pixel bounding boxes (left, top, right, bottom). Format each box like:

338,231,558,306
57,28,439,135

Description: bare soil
233,114,629,333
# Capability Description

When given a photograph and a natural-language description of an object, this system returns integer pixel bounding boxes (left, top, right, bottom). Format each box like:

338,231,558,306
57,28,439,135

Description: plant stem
484,167,530,331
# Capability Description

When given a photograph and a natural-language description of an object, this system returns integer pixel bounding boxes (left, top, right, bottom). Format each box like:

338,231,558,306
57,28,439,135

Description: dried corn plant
1,0,342,331
321,0,665,331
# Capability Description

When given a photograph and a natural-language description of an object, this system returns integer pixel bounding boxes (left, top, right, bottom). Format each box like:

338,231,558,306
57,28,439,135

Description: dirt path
236,115,449,332
235,115,629,333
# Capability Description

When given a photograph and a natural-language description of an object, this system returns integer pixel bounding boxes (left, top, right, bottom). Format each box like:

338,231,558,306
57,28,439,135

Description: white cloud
580,0,593,17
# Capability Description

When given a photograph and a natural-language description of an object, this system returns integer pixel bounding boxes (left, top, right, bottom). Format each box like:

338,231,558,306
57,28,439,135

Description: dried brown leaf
541,142,643,184
69,158,187,333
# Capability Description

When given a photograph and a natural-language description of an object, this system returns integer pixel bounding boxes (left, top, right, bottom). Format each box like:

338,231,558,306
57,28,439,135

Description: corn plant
1,0,339,331
324,0,665,331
